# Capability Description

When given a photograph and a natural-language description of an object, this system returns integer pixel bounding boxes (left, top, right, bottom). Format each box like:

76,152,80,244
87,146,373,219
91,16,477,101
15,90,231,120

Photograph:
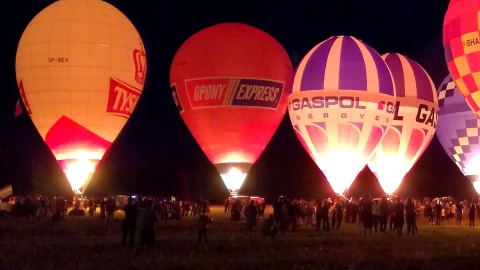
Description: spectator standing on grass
257,199,266,219
456,200,464,227
435,200,442,225
315,199,323,231
477,201,480,220
55,196,65,220
405,198,416,236
334,200,344,229
361,195,373,238
379,196,389,232
469,200,476,227
288,200,297,232
244,200,258,236
137,199,158,253
372,199,381,232
121,197,138,250
394,198,405,237
99,198,106,219
304,203,314,228
224,197,230,213
273,197,284,225
321,198,332,232
88,196,96,217
198,209,213,245
106,197,116,224
281,202,290,234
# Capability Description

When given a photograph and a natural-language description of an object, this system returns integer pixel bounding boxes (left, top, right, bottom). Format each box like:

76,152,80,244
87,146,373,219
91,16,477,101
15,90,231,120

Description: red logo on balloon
133,39,147,85
18,80,32,115
106,78,142,118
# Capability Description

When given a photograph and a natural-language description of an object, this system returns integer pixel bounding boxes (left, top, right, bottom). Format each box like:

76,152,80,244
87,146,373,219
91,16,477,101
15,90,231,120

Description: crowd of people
2,193,479,250
226,195,480,239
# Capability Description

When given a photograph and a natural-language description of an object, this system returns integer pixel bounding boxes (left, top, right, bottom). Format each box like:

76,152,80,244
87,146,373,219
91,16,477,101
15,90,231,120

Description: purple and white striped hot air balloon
367,53,438,195
437,75,480,194
288,36,396,195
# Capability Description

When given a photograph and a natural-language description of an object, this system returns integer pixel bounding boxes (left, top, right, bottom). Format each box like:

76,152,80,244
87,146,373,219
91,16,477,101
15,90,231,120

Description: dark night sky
1,0,476,203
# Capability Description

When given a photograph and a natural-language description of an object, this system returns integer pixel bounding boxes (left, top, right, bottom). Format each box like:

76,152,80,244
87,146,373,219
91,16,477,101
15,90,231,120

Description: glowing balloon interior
288,36,395,195
436,75,480,194
216,163,252,196
170,23,292,194
368,53,438,195
443,0,480,118
15,0,147,194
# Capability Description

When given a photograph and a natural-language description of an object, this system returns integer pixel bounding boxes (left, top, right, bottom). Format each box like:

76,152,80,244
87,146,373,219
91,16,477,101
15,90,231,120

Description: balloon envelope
443,0,480,117
170,23,293,195
437,75,480,194
15,0,147,194
368,53,438,195
288,36,395,195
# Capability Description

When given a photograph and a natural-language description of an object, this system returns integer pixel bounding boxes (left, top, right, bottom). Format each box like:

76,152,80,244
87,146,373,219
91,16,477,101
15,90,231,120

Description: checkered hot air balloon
437,75,480,194
15,0,147,195
288,36,396,195
170,23,293,196
367,53,438,195
443,0,480,118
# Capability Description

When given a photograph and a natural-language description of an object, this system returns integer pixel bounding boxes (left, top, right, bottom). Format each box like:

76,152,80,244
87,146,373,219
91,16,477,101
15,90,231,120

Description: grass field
1,205,480,270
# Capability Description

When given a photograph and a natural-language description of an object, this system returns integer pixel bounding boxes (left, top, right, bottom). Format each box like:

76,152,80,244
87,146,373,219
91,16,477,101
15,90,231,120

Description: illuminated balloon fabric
367,53,438,195
288,36,396,195
436,75,480,194
170,23,292,195
443,0,480,118
15,0,147,194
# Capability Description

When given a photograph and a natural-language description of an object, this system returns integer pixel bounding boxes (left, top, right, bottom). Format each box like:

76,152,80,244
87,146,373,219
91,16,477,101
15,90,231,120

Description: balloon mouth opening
216,163,252,196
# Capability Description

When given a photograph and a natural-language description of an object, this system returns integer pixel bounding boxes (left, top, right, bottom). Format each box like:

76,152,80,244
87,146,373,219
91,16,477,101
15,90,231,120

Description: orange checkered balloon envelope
170,23,293,196
367,53,438,195
288,36,396,195
15,0,147,194
437,75,480,194
443,0,480,118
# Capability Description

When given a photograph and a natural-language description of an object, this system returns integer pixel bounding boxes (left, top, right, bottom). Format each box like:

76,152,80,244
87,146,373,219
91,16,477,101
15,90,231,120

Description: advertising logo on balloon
461,32,480,53
170,84,184,113
133,39,147,85
288,91,395,122
17,80,32,115
184,78,284,110
106,78,141,118
392,100,438,128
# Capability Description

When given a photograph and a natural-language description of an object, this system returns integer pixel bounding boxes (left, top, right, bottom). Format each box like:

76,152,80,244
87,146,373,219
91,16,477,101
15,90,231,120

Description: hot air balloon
437,75,480,194
443,0,480,118
170,23,292,196
288,36,396,195
15,0,147,195
367,53,438,195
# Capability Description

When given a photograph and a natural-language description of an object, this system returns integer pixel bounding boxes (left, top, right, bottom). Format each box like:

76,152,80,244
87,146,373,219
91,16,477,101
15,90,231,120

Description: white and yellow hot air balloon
367,53,438,195
15,0,147,195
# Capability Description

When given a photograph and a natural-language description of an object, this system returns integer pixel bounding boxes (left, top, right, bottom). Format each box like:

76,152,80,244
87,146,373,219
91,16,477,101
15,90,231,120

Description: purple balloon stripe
364,45,394,96
384,53,405,97
439,103,473,114
339,37,367,90
407,57,435,102
300,37,336,91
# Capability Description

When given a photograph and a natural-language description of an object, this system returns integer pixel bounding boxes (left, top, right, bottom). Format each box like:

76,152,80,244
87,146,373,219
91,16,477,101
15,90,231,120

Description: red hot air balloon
443,0,480,118
288,36,396,195
170,23,293,196
368,53,438,195
15,0,147,195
